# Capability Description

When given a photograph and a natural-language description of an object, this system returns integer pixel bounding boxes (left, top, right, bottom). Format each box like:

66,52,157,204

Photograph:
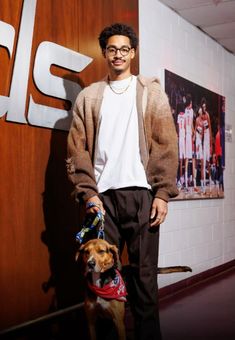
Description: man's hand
150,197,168,227
85,196,105,215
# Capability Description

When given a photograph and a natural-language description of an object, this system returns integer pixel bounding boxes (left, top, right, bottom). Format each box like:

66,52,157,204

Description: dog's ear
75,244,85,262
109,244,122,270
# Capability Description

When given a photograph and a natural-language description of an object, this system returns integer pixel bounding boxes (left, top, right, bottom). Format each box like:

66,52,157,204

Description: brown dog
76,238,127,340
76,238,192,340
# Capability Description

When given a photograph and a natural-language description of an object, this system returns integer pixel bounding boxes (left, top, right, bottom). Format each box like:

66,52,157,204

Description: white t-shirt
94,75,150,193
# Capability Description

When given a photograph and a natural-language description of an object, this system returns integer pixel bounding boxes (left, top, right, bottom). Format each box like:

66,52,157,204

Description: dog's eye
98,250,106,254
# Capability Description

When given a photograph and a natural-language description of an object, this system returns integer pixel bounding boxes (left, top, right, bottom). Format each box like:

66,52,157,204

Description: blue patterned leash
75,203,105,244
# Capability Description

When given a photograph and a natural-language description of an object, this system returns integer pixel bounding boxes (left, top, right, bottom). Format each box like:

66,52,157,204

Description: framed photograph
165,69,225,200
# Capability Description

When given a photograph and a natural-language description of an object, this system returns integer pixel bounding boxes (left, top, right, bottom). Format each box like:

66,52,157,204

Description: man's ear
130,48,136,59
109,244,122,270
102,49,106,58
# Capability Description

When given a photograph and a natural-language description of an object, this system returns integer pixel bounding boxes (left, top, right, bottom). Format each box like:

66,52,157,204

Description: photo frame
165,69,225,200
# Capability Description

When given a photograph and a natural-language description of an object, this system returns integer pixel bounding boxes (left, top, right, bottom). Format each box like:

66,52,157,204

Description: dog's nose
87,259,96,269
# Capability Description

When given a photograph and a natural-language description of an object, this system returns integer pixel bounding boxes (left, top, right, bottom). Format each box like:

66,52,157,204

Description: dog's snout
87,259,96,269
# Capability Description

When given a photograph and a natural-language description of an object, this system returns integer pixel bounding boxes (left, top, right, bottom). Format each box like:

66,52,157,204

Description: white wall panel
139,0,235,288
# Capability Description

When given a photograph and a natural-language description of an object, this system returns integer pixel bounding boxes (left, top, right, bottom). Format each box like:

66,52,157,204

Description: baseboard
158,259,235,300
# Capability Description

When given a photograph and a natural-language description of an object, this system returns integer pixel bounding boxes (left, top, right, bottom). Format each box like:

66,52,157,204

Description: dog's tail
157,266,192,274
122,264,192,276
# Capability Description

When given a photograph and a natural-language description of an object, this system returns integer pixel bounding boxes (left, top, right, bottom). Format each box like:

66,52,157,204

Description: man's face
103,35,135,76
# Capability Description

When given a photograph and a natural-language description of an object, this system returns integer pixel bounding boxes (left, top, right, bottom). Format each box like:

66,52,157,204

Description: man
201,98,212,188
67,23,178,340
184,94,195,191
177,103,186,189
195,107,204,191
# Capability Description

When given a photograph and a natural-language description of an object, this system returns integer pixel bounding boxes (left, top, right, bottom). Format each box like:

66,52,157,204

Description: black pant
99,187,162,340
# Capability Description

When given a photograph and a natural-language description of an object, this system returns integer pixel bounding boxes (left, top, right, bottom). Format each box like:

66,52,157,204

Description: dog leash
75,202,105,244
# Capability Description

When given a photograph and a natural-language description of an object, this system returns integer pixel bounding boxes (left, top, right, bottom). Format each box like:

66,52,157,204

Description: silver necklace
108,75,133,95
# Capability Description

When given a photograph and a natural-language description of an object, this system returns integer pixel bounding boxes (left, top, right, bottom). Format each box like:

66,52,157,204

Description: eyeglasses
106,46,132,57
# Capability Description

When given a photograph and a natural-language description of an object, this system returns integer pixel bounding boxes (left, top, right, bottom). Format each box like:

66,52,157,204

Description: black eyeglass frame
105,45,132,57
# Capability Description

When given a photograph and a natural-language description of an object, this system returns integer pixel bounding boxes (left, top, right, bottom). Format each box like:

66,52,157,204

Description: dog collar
87,269,127,302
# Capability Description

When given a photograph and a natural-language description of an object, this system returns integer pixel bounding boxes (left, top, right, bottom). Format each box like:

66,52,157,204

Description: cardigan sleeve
66,92,98,202
145,81,179,202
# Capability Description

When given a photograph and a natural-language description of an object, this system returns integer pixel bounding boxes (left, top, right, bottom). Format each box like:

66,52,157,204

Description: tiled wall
139,0,235,288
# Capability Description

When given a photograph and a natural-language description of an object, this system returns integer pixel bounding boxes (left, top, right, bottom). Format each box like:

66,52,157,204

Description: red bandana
88,270,127,302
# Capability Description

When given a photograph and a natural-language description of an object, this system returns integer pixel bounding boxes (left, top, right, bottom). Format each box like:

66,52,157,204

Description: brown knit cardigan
67,75,179,203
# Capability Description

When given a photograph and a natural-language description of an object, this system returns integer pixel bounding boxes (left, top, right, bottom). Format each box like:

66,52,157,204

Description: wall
139,0,235,289
0,0,138,330
1,0,235,331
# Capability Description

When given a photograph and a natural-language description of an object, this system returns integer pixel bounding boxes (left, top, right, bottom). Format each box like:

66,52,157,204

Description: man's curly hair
98,23,138,51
